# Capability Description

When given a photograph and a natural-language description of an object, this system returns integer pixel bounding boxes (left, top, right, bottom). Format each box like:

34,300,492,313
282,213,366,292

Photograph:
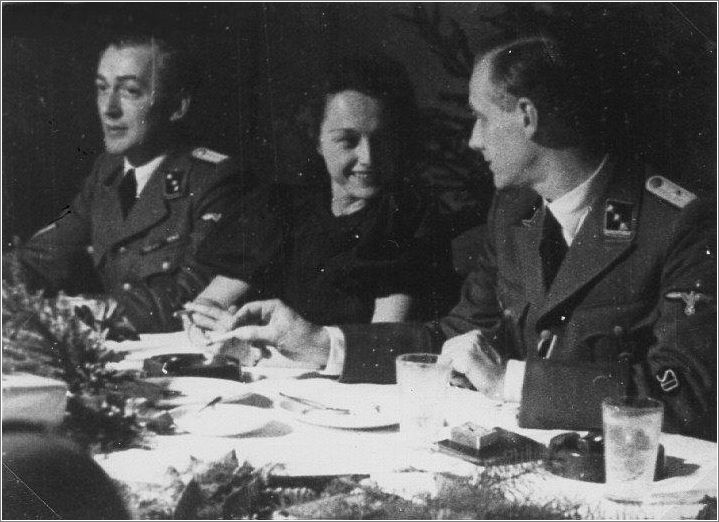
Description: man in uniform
190,36,716,439
17,34,252,333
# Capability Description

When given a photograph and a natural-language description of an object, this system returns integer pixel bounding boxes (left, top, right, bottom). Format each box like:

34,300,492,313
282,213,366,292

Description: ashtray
546,431,666,482
143,354,244,381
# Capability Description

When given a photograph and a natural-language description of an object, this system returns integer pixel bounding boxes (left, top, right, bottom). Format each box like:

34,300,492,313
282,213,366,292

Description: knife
279,392,351,414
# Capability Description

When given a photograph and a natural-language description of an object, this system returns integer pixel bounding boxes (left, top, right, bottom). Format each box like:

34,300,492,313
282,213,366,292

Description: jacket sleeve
520,199,716,439
438,195,505,348
338,195,504,384
638,199,716,437
17,164,97,295
113,159,252,333
338,322,438,384
191,184,286,285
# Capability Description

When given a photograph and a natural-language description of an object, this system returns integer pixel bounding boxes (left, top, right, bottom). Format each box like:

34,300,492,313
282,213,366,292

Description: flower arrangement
117,450,589,520
2,252,143,452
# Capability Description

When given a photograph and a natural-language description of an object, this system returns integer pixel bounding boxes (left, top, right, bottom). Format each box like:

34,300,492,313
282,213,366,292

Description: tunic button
122,282,132,291
161,261,171,271
118,246,127,254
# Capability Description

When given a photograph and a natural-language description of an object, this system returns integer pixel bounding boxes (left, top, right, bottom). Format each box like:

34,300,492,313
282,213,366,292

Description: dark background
3,3,716,243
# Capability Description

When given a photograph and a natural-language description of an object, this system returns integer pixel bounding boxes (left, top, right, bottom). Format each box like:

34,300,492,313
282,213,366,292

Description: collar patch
603,199,633,239
163,169,187,199
521,199,543,227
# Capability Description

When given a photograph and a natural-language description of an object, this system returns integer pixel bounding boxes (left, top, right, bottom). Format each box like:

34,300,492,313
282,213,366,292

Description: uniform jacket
19,147,251,332
339,156,716,439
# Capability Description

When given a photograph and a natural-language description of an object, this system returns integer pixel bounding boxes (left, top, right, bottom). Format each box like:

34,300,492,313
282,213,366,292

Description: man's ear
169,93,191,122
517,97,538,139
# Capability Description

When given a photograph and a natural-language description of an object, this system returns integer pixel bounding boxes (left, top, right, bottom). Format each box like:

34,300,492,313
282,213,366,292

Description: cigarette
545,335,558,358
173,309,193,318
204,327,243,345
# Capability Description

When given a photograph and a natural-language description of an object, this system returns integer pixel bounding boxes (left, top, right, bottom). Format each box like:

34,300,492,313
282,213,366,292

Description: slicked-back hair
102,34,198,103
478,36,607,150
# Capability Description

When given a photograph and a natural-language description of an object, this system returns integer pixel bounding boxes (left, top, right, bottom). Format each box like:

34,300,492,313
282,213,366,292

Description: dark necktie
118,168,137,218
539,208,568,290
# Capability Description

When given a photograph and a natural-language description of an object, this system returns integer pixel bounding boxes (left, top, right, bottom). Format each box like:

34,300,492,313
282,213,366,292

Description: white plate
279,399,399,429
170,404,271,437
2,373,68,427
143,376,249,407
106,331,208,362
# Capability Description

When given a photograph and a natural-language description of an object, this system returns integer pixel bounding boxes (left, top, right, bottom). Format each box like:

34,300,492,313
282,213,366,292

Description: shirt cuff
502,359,525,403
321,326,346,376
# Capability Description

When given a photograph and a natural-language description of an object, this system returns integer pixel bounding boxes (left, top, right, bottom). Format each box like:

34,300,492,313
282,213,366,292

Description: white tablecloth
98,335,717,519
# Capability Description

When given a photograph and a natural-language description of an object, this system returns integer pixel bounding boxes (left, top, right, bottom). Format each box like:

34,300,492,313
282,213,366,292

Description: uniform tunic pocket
136,238,185,279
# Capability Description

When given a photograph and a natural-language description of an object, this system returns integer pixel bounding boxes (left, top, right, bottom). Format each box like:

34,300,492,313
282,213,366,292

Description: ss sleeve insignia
664,290,714,316
201,212,222,223
656,368,679,393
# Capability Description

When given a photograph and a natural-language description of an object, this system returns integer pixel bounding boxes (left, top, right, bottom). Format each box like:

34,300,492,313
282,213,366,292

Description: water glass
602,396,664,503
395,353,451,447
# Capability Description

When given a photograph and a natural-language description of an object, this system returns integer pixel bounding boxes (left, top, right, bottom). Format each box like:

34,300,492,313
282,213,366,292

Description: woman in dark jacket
185,54,458,335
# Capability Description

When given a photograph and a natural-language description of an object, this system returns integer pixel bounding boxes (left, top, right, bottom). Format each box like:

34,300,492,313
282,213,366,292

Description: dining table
97,332,717,520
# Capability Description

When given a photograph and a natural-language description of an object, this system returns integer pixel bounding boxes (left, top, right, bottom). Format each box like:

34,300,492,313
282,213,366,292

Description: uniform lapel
538,158,642,319
117,151,190,242
94,155,126,260
510,194,545,307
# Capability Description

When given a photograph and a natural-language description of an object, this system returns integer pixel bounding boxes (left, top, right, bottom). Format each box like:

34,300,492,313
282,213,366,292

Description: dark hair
102,33,199,102
478,36,607,151
307,53,421,174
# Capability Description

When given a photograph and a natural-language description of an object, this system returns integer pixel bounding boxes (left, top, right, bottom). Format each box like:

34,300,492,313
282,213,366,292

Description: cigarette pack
438,425,545,465
450,422,500,451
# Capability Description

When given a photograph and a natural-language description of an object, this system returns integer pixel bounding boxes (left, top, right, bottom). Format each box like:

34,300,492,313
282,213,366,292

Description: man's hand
440,330,506,400
216,299,330,369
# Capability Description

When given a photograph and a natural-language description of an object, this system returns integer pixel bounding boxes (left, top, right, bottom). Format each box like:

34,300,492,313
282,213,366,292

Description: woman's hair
306,53,422,175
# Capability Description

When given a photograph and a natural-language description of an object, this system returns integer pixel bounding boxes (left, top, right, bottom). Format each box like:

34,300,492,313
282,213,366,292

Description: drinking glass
602,396,664,503
395,353,451,447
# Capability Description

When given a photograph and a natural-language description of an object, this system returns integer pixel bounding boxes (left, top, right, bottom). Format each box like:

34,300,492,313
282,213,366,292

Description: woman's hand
181,300,271,366
183,300,238,332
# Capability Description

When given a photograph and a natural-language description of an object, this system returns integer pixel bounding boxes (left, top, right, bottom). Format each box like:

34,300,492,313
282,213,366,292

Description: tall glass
395,353,451,447
602,396,664,503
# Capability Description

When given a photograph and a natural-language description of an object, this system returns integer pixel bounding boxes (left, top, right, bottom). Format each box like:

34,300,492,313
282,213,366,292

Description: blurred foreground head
2,429,130,519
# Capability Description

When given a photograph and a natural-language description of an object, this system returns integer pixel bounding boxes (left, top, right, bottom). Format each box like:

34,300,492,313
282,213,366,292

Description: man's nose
356,137,372,165
101,90,122,118
468,123,483,151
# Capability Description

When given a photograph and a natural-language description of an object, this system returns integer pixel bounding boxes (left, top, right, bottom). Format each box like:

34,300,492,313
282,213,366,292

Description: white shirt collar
545,154,609,246
123,155,167,196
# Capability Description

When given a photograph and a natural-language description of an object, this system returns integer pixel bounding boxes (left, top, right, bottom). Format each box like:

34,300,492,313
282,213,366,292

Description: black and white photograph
2,2,716,519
